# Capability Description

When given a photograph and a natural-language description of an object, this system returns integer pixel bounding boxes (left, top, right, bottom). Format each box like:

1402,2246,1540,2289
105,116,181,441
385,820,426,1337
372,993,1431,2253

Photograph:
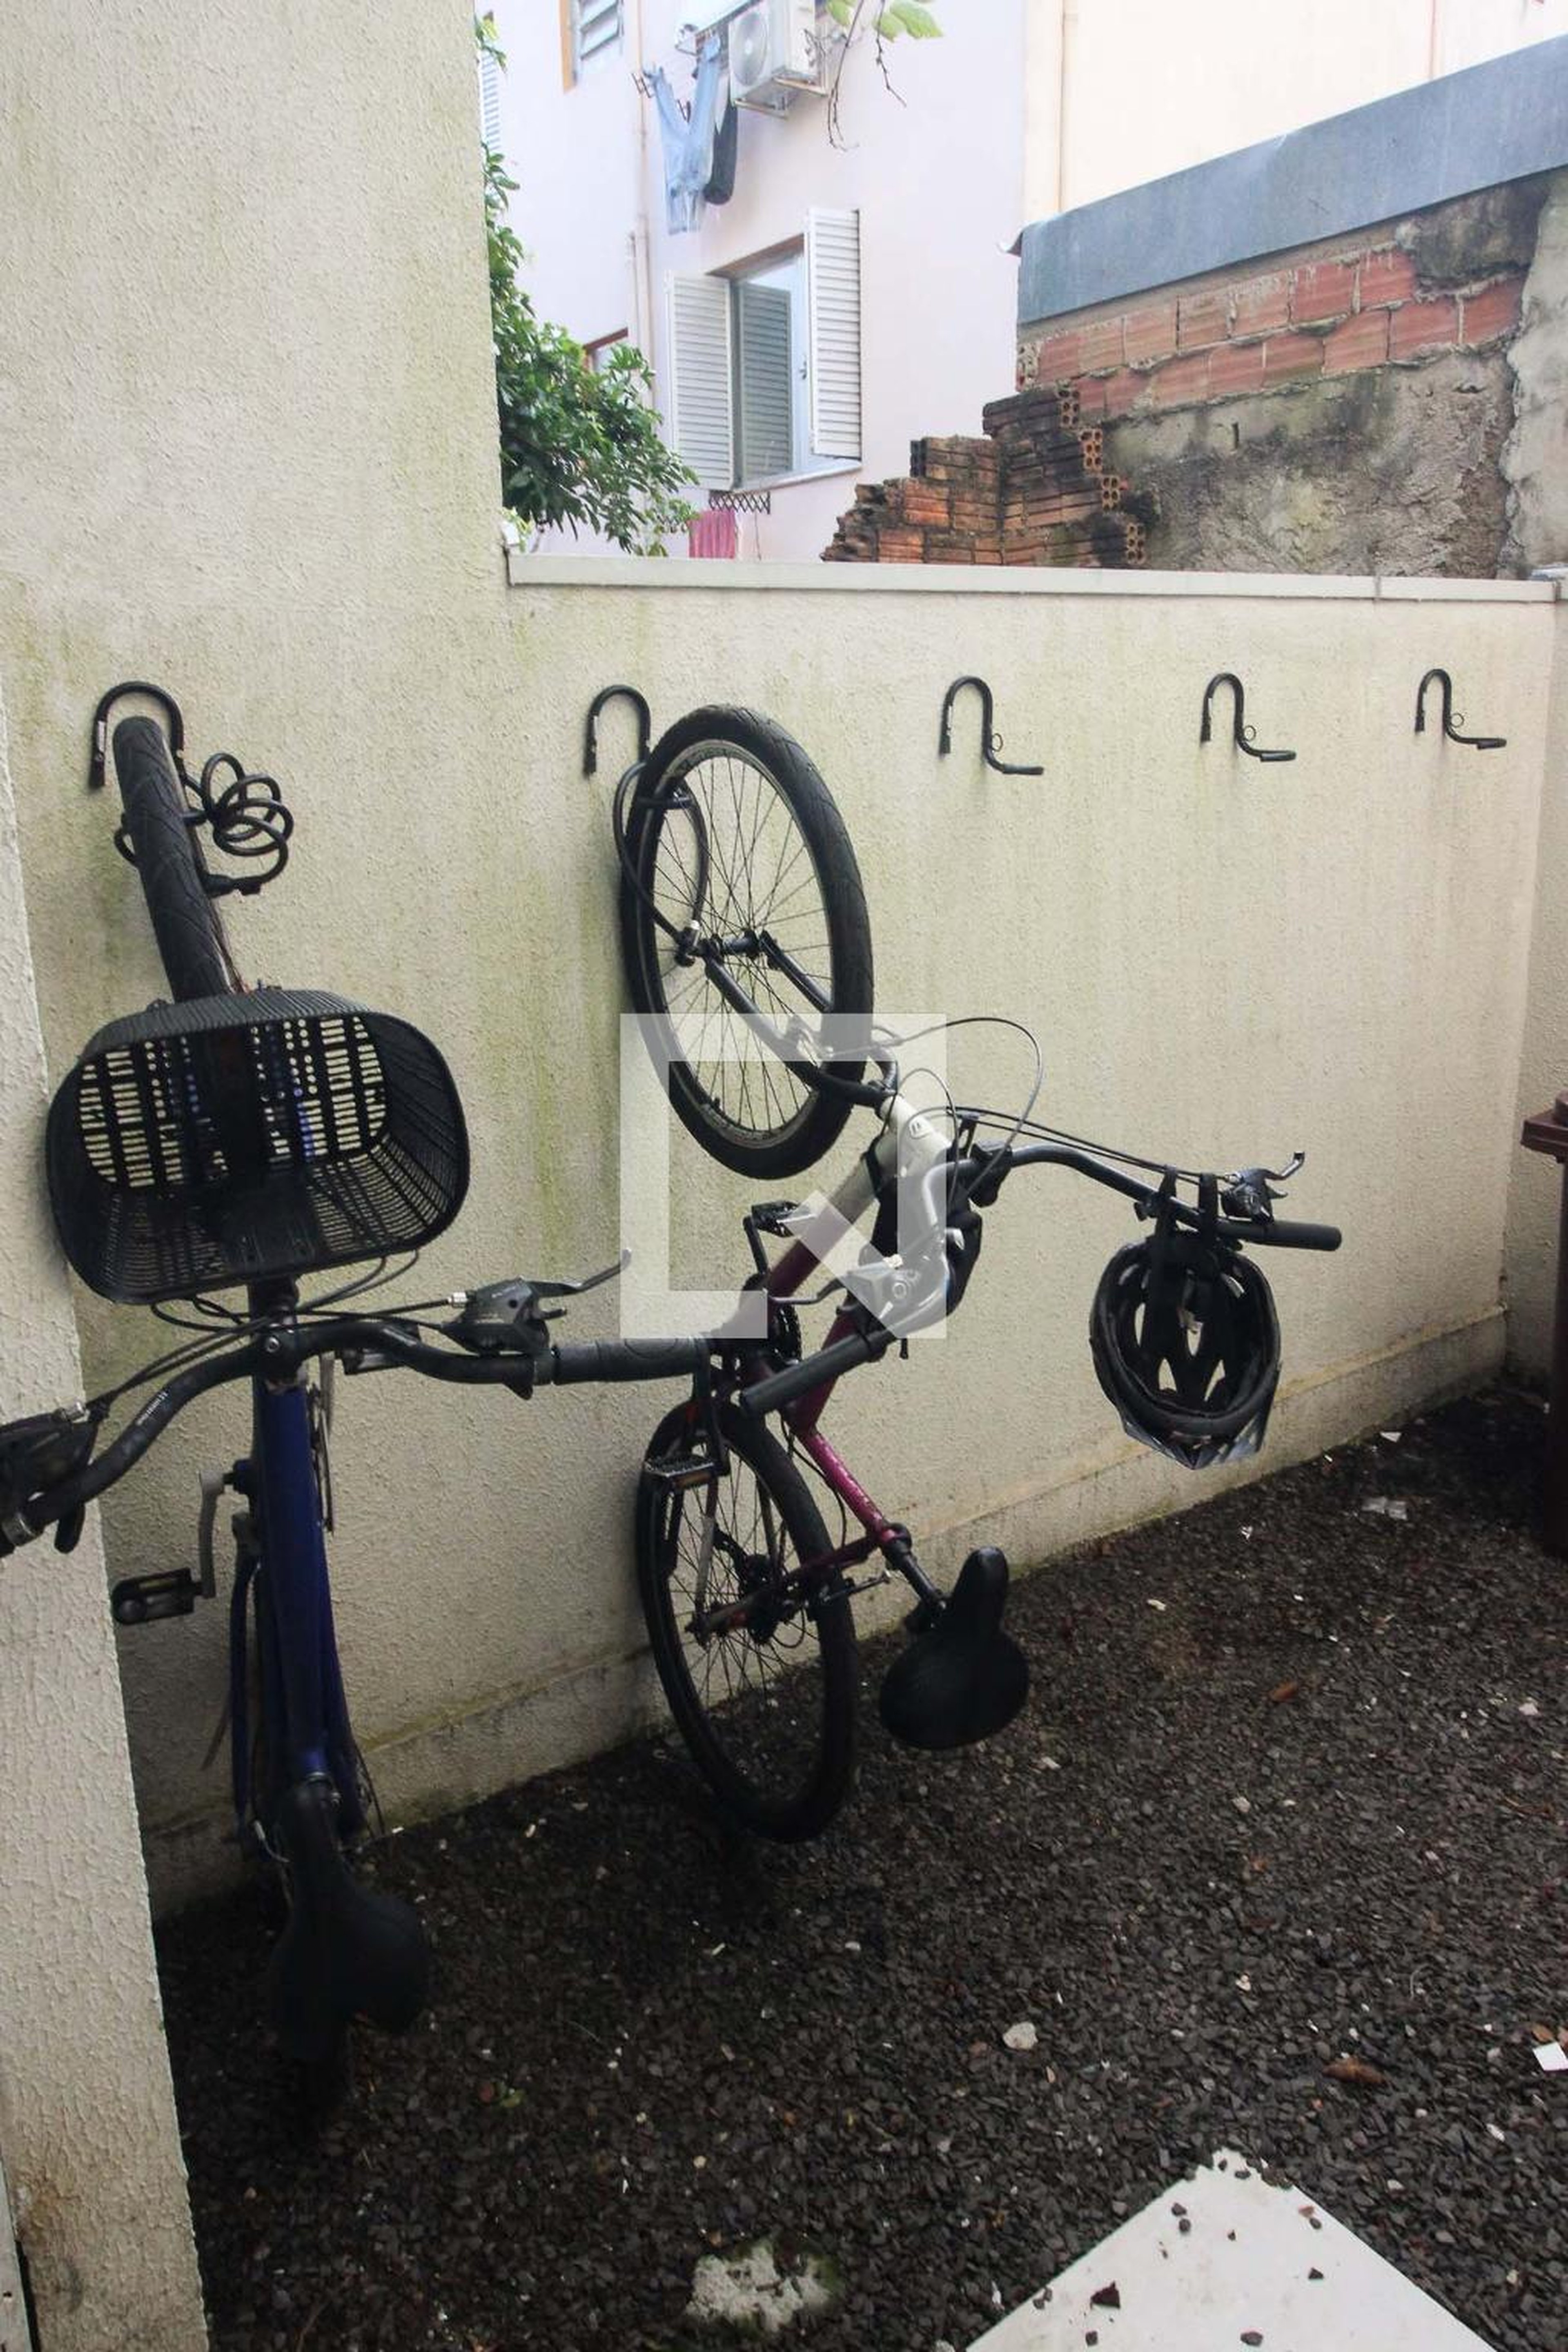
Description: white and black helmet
1090,1182,1281,1471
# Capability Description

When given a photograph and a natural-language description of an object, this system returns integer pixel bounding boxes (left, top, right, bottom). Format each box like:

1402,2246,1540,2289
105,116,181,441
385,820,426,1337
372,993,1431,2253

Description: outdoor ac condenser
728,0,821,107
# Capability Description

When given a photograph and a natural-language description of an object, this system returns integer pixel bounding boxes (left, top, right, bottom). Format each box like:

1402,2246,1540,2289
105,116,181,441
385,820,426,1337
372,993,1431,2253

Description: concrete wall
1026,0,1568,216
1507,596,1568,1370
0,687,205,2350
1,0,1565,1945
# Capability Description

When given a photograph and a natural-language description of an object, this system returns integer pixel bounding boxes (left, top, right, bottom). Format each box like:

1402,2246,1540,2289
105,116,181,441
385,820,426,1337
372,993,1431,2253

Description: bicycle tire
636,1400,858,1840
619,706,874,1178
113,714,231,1001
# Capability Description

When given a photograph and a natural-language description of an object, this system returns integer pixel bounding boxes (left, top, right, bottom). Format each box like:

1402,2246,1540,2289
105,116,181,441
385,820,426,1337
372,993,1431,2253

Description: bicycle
1,686,716,2100
612,705,1343,1842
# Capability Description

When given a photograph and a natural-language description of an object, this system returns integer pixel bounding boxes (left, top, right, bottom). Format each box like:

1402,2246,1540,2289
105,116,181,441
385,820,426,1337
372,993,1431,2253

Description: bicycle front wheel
636,1401,858,1841
113,714,232,1000
619,706,873,1178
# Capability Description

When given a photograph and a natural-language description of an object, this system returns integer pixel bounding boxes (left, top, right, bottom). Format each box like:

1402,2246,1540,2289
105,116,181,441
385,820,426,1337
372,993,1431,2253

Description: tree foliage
479,19,694,554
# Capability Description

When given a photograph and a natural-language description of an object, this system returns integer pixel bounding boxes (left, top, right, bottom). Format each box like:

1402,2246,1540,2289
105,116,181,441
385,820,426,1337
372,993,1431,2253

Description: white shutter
575,0,623,71
807,207,861,460
478,49,503,149
666,274,734,489
737,281,793,481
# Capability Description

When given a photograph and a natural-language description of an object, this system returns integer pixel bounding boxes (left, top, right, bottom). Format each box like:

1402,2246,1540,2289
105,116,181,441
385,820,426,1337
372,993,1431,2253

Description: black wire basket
47,989,469,1303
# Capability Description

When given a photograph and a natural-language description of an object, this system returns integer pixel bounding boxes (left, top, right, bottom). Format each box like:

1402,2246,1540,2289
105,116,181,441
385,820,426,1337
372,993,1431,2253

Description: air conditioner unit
728,0,820,109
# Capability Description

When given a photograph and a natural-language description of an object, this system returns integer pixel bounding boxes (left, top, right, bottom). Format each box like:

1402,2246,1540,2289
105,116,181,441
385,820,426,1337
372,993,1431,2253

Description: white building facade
492,0,1568,559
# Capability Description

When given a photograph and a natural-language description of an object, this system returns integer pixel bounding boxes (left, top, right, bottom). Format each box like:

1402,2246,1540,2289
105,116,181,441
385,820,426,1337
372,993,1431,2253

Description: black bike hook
938,676,1044,778
584,686,652,779
89,681,187,791
1415,667,1506,751
1199,673,1296,764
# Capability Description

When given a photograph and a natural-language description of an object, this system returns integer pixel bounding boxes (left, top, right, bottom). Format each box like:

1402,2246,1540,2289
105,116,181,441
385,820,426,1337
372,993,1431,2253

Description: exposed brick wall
1017,228,1527,427
823,387,1151,568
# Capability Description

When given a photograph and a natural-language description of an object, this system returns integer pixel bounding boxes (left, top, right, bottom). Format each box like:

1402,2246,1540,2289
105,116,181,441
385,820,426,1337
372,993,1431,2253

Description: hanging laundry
705,68,737,205
648,32,725,234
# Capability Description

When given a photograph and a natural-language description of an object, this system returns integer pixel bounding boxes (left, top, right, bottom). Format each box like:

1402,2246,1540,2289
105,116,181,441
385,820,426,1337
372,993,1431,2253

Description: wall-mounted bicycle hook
584,686,652,779
1199,673,1296,764
938,676,1044,778
1414,668,1506,751
88,680,187,791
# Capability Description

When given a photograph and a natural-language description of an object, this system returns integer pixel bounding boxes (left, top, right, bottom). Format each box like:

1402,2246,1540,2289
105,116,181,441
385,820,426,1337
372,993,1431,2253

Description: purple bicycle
616,706,1342,1841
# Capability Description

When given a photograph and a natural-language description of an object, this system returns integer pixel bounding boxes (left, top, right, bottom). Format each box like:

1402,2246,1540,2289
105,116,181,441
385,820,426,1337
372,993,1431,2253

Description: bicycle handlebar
1,1314,712,1553
737,1328,891,1418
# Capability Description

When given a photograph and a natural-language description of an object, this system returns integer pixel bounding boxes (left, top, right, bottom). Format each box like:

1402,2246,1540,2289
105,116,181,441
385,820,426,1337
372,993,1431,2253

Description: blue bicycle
1,688,709,2104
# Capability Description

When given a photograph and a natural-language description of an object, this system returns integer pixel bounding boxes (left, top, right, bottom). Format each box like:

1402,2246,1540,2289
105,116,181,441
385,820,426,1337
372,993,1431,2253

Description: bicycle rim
637,1405,857,1841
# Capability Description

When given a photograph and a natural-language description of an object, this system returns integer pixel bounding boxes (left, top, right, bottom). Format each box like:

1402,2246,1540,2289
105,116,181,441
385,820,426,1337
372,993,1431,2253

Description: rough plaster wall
1506,597,1568,1372
1098,182,1550,578
0,688,205,2347
1503,177,1568,570
1102,356,1515,577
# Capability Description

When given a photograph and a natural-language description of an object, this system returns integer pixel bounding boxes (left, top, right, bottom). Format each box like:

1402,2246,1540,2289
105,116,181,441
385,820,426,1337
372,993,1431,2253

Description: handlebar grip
1247,1219,1342,1252
738,1330,884,1417
549,1337,710,1385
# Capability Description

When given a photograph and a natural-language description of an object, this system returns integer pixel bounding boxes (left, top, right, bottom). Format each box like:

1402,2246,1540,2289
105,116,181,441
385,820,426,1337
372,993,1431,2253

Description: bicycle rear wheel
112,714,232,1000
619,706,874,1178
636,1400,858,1840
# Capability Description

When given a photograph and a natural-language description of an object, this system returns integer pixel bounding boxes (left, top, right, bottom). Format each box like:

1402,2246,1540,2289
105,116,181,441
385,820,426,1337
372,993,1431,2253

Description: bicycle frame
751,1091,956,1611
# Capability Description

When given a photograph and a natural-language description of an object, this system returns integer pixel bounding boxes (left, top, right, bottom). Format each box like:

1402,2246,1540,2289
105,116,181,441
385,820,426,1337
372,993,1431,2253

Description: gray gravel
158,1386,1567,2351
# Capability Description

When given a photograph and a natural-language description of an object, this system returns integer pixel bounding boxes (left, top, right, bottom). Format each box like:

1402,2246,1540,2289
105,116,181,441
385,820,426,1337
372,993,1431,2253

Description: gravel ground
158,1387,1567,2352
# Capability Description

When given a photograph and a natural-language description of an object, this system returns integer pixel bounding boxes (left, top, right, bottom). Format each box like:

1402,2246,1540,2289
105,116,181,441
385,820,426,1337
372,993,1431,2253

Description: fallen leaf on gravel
1361,1496,1409,1521
1002,2022,1038,2052
1268,1680,1300,1705
1324,2055,1386,2087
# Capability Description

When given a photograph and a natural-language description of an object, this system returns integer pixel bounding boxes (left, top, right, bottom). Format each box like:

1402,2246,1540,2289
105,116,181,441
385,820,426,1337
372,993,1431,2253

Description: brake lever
445,1252,631,1357
0,1407,99,1552
1222,1151,1306,1222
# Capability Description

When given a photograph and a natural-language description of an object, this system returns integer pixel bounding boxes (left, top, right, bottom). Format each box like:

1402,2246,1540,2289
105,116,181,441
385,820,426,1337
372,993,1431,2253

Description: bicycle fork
245,1347,428,2066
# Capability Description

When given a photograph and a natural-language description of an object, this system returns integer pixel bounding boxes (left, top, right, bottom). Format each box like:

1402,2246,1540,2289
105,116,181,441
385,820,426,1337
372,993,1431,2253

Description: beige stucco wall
2,0,1565,1953
1506,597,1568,1373
0,684,205,2349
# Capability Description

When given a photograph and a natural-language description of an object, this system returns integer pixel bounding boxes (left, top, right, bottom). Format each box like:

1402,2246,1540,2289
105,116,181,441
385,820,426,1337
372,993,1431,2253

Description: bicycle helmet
1090,1184,1281,1470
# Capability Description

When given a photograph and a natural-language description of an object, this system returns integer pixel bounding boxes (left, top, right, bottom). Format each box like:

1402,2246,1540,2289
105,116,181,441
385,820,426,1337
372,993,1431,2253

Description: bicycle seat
878,1546,1029,1752
265,1778,429,2065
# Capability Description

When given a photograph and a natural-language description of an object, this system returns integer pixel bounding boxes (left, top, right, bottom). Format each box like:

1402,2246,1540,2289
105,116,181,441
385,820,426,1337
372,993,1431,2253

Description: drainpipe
631,0,655,363
1056,0,1073,213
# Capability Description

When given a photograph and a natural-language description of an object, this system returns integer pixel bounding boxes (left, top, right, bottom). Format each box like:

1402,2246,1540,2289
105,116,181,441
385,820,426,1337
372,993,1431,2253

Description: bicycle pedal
111,1568,203,1626
748,1200,800,1238
646,1448,720,1492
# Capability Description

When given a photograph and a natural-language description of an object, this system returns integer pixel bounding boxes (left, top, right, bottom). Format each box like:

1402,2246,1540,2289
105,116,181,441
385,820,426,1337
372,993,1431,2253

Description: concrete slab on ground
969,2148,1495,2352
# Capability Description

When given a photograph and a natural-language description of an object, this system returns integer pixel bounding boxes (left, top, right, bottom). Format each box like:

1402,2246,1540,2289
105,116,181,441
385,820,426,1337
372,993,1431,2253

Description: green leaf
826,0,854,21
879,0,942,33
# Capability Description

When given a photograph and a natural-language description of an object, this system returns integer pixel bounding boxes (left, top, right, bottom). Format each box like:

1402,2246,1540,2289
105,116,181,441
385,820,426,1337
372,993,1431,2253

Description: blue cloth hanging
649,33,725,233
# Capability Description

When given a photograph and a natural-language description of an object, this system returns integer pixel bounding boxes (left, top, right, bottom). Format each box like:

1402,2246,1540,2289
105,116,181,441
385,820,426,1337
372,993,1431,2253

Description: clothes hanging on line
648,31,732,232
704,70,737,205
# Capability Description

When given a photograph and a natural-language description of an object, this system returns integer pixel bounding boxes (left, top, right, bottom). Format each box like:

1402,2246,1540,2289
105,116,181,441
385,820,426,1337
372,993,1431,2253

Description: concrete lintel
1018,36,1568,327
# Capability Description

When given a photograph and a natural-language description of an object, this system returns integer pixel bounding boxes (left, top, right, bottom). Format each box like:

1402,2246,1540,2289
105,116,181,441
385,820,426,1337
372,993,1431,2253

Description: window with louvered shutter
806,207,861,461
736,281,793,485
666,274,734,488
573,0,623,75
478,48,503,149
